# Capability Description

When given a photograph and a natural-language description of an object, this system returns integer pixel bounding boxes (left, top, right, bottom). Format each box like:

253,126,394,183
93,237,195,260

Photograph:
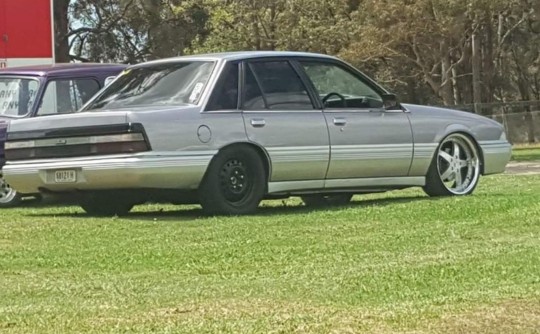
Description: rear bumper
3,152,215,194
480,140,512,175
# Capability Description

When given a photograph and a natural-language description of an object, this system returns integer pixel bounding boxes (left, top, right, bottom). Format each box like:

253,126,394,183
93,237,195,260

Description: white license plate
54,170,77,183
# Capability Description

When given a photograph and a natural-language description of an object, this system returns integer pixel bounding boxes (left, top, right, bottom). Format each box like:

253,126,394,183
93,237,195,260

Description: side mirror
104,76,117,86
382,93,401,110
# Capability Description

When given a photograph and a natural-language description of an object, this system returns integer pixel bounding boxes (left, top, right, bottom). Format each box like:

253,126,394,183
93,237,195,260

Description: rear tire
79,192,135,216
0,174,22,208
301,194,353,207
199,145,266,215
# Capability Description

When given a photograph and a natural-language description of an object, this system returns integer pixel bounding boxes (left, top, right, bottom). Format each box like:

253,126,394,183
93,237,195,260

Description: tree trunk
53,0,70,63
440,40,454,105
472,29,483,113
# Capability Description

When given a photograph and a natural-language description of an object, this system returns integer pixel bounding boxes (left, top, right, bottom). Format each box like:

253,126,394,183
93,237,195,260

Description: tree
54,0,209,63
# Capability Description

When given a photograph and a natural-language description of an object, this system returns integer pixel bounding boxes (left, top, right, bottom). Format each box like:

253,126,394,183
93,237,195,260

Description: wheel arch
206,141,272,184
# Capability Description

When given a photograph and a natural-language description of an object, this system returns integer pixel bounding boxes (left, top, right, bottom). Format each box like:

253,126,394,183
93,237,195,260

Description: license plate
54,170,77,183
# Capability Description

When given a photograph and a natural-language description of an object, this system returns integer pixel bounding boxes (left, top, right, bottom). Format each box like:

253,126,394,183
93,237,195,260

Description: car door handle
250,118,266,127
333,118,347,126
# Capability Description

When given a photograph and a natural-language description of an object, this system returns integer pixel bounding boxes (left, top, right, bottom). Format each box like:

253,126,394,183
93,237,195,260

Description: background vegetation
51,0,540,143
53,0,540,108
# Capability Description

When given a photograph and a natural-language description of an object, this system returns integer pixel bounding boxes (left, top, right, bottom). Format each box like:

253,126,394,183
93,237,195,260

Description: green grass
512,146,540,161
1,175,539,333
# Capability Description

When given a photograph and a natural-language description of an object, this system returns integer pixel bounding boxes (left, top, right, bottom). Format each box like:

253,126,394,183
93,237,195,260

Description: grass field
512,146,540,161
1,175,539,333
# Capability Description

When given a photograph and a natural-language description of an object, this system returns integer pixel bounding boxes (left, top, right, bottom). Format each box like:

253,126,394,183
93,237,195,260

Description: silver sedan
3,52,511,215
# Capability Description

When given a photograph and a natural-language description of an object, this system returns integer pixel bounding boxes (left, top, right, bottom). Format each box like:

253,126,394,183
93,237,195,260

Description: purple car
0,63,127,206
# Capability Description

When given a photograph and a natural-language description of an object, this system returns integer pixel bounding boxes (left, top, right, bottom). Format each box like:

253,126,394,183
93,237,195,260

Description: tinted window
206,62,239,111
247,61,314,110
38,78,100,116
84,61,215,111
301,62,383,109
243,65,266,110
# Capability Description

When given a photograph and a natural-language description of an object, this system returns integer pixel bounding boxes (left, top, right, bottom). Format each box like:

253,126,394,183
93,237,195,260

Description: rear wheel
423,133,481,197
0,175,21,207
199,146,266,215
79,192,135,216
301,194,353,207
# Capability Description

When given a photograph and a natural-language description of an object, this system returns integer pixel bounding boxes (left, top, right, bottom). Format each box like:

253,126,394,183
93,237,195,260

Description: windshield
84,61,215,111
0,78,40,117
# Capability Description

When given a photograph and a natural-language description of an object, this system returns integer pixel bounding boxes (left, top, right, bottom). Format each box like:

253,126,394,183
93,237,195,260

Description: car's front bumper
3,152,216,194
479,140,512,175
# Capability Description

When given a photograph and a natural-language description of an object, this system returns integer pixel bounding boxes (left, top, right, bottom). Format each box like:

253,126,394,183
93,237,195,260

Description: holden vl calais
2,52,511,215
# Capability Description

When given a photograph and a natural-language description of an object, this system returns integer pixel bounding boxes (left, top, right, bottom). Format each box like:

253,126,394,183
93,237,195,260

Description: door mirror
382,93,400,110
104,76,117,86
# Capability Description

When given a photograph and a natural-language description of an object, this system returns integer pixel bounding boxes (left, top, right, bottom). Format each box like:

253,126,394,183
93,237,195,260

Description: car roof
133,51,339,68
0,63,128,77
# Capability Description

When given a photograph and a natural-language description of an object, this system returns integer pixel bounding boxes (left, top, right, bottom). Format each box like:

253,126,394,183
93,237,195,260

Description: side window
38,78,100,116
245,61,314,110
300,62,383,109
243,65,266,110
206,62,239,111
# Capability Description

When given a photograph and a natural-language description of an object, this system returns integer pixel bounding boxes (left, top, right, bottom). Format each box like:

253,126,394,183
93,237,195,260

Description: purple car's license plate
54,170,76,183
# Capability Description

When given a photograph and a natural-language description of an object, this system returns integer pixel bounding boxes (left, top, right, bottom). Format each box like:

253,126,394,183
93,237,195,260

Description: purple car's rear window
0,77,40,117
83,61,215,111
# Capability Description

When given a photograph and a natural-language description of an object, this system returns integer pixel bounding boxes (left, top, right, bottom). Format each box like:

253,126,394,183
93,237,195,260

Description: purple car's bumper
0,121,7,168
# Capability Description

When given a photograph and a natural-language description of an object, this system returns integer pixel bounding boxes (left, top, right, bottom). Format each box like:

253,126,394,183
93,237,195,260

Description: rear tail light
5,124,151,160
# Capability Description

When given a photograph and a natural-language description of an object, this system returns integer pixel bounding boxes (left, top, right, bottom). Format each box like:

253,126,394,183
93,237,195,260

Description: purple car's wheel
199,145,266,215
424,133,481,197
0,175,21,207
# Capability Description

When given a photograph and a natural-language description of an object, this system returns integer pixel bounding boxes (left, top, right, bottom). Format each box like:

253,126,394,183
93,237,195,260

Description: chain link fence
446,101,540,144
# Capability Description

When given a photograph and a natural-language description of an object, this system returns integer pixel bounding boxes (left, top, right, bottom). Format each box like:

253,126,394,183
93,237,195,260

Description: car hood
402,103,502,127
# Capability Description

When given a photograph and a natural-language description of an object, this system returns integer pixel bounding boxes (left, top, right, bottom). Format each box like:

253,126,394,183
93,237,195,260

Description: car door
241,59,330,185
298,60,413,180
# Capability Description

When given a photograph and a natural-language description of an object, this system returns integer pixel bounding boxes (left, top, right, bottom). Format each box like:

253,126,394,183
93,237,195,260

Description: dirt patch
425,299,540,334
505,161,540,175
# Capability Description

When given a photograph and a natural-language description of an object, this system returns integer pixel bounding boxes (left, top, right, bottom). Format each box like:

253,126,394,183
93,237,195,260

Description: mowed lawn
512,145,540,161
1,175,539,333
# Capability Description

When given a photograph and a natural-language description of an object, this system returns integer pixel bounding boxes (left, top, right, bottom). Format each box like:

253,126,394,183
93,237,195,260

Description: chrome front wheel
424,133,481,197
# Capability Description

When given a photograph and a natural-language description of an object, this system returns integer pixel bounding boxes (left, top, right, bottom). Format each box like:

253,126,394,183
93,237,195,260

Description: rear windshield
0,78,40,117
83,61,215,111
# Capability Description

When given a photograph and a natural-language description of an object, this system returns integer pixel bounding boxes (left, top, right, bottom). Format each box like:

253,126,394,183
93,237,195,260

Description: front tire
199,146,266,215
423,133,481,197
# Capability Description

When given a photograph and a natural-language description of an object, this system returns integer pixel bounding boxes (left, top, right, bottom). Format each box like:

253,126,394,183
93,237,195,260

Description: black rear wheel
199,146,266,215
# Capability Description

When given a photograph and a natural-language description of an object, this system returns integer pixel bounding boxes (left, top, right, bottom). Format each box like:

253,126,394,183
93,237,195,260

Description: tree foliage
55,0,540,110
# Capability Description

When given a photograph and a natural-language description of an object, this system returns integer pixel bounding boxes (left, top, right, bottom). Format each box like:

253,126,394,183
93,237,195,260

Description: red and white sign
0,0,54,68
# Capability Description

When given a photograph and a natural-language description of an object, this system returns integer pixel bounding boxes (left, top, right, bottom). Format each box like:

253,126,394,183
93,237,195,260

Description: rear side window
0,78,40,117
206,62,239,111
244,61,314,111
38,78,100,116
